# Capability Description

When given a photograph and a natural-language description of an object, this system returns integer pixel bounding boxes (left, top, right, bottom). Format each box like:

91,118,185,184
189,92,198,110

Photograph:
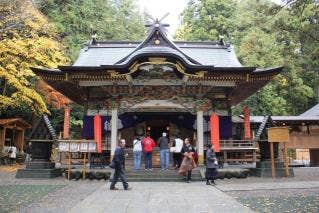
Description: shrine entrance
146,119,170,142
119,112,196,148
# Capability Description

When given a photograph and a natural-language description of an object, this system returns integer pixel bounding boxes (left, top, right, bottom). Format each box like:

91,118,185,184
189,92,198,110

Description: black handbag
109,160,116,169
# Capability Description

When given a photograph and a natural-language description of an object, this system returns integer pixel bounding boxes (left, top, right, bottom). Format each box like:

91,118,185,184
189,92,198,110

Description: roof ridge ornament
145,12,170,35
114,12,202,65
86,23,98,46
219,35,225,46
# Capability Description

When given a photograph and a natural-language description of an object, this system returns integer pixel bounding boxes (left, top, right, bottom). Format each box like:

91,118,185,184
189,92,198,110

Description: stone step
125,169,202,182
127,177,202,182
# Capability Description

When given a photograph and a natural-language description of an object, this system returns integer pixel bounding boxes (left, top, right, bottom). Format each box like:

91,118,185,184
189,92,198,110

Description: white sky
138,0,188,35
138,0,283,35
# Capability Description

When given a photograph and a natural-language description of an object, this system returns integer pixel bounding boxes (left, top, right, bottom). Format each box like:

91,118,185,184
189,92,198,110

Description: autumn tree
0,0,69,115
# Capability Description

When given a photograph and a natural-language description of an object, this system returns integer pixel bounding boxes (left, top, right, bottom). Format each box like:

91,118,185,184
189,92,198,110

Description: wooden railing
205,140,258,150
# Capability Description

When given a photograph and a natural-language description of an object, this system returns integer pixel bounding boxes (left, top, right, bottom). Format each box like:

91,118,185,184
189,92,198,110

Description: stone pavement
69,182,253,213
1,166,318,212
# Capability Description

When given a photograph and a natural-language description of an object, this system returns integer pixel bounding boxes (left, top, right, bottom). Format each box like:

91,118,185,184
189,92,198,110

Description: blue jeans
144,152,152,169
133,151,142,170
160,149,170,169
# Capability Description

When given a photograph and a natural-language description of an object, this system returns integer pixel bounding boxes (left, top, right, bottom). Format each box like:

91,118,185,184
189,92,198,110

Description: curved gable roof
73,21,243,68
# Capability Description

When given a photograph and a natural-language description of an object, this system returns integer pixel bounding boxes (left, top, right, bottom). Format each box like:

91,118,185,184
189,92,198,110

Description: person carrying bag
205,144,219,185
171,135,183,169
179,138,196,183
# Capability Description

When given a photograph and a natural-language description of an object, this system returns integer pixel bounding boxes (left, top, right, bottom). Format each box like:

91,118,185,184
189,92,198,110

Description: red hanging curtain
243,106,252,140
94,114,102,153
210,113,220,152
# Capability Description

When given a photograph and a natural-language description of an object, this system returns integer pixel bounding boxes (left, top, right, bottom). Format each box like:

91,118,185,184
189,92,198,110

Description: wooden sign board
267,127,290,143
58,142,96,152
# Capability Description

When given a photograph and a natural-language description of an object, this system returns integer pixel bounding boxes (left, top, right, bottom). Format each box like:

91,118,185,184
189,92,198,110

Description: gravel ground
0,185,65,213
227,188,319,213
0,165,107,213
222,167,319,213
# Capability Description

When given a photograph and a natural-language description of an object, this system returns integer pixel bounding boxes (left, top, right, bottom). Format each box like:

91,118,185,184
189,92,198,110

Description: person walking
205,144,219,185
179,138,196,183
172,135,183,169
110,139,131,190
133,136,142,170
158,132,170,170
142,133,156,171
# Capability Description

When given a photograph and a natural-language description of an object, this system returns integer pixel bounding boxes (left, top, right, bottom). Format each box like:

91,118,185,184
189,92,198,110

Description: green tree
35,0,146,61
177,0,318,115
176,0,236,41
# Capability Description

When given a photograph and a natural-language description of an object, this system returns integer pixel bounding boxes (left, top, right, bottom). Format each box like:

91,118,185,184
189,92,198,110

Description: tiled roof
73,43,242,67
248,115,319,123
300,104,319,117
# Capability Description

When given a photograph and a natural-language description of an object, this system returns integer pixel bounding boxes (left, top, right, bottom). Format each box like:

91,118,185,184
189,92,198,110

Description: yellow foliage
0,0,70,115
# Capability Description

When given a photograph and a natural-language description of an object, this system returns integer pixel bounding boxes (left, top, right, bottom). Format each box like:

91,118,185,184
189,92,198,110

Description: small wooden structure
267,127,290,178
58,139,96,180
0,118,31,151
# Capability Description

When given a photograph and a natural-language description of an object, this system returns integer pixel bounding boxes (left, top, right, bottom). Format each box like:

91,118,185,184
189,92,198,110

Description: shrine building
32,21,282,165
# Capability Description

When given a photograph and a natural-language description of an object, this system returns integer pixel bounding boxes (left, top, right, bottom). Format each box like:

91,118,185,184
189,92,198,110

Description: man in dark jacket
110,139,131,190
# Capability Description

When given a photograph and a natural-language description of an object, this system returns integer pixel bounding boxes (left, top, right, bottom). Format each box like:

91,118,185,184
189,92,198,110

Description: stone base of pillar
197,155,204,165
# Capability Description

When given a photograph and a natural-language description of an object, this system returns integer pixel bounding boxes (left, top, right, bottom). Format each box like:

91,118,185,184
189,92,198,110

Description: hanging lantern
94,114,102,153
243,106,252,140
210,113,220,152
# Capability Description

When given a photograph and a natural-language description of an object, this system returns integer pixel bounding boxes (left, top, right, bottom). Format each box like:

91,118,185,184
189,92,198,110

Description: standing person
142,133,156,171
172,135,183,169
24,142,32,163
110,139,131,190
158,132,170,170
133,136,142,170
205,144,218,185
179,138,196,183
9,146,17,165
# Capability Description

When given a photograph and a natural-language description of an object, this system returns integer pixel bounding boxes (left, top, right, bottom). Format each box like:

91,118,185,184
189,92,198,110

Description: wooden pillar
0,127,5,150
21,130,25,151
63,107,71,139
253,149,257,164
270,142,275,178
13,129,18,148
243,106,251,140
196,110,204,165
14,130,24,151
283,143,289,177
110,108,118,160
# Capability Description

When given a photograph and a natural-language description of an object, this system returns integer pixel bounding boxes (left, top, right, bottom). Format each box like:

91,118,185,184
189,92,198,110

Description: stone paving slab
216,180,319,192
69,182,254,213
